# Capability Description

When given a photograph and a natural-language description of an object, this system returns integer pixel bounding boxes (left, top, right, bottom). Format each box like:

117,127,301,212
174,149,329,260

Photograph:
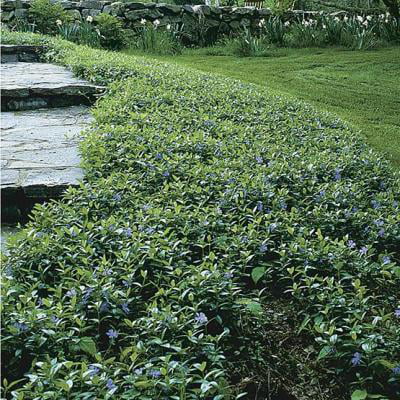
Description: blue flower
382,256,391,265
106,378,117,390
155,152,163,160
392,365,400,375
162,171,170,177
112,193,122,202
100,302,110,313
280,201,287,210
351,352,362,366
224,272,233,279
106,329,118,339
14,322,28,332
259,243,268,253
347,240,356,249
256,201,263,212
371,200,380,209
359,246,368,256
121,303,129,314
134,368,144,375
333,168,341,181
123,228,132,237
88,365,99,377
51,316,60,323
66,289,77,297
395,309,400,318
149,369,161,378
256,156,263,164
194,312,208,325
378,229,385,238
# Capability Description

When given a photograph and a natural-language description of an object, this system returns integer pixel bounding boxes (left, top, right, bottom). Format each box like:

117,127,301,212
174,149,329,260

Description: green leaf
251,267,266,284
351,390,367,400
317,346,332,360
79,337,97,356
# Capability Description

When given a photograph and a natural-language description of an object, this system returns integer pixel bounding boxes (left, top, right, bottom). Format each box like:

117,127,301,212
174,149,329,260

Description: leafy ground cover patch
1,31,400,399
124,46,400,169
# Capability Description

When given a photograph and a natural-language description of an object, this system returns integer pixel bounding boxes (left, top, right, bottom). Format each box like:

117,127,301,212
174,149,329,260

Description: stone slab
1,106,91,199
1,62,104,110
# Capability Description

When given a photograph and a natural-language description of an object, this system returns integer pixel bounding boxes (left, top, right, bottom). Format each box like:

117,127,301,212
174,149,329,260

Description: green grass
123,46,400,168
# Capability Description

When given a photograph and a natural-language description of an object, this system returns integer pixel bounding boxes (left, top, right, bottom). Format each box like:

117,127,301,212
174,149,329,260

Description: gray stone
232,7,254,16
182,5,194,13
78,0,103,9
14,8,27,17
192,5,211,16
82,8,101,18
155,4,181,14
124,2,146,10
125,8,162,20
1,106,91,200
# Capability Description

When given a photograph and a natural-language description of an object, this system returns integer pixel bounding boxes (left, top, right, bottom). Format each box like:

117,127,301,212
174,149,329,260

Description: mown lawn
124,46,400,168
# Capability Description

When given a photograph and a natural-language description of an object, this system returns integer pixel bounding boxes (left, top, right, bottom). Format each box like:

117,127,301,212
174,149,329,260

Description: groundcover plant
1,31,400,399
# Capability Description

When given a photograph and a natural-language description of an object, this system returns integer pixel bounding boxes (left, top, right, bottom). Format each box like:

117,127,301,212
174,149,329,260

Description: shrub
95,13,125,50
341,17,380,50
29,0,71,35
227,28,270,57
260,16,286,47
1,31,400,399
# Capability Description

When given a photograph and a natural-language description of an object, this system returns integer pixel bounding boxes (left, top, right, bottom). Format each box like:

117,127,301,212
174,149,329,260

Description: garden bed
1,31,400,399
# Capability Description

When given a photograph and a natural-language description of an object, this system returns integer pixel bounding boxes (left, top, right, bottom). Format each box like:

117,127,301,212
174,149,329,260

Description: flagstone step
1,62,104,111
1,44,44,63
1,106,92,222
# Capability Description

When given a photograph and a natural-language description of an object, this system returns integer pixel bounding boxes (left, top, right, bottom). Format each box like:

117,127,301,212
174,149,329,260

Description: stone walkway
1,46,102,222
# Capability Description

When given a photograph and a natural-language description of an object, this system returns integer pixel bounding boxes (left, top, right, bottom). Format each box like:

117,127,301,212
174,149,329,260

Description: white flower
258,18,265,27
322,24,326,29
334,17,340,22
56,19,62,26
284,21,290,27
343,16,349,22
166,24,171,31
140,18,146,25
366,15,372,21
356,15,363,23
153,19,160,27
86,16,93,23
363,20,368,26
379,14,385,19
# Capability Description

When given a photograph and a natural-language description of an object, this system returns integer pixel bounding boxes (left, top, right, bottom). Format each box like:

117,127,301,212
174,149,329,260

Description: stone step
1,62,104,111
1,106,92,222
1,44,44,63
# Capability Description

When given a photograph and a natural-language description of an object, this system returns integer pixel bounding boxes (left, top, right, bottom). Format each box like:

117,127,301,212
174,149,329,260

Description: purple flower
14,322,28,332
106,329,118,339
51,315,60,323
382,256,391,265
256,201,263,212
149,369,161,378
162,171,170,177
347,240,356,249
121,303,129,314
259,243,268,253
224,272,233,279
88,365,99,377
106,378,117,390
359,246,368,256
351,352,362,366
333,168,341,181
100,302,110,313
392,366,400,375
378,229,385,238
256,156,263,164
122,280,130,287
123,228,132,237
134,368,144,375
112,194,122,202
374,219,384,227
280,201,287,210
194,312,208,325
395,309,400,318
66,289,77,297
155,153,163,160
371,200,380,209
